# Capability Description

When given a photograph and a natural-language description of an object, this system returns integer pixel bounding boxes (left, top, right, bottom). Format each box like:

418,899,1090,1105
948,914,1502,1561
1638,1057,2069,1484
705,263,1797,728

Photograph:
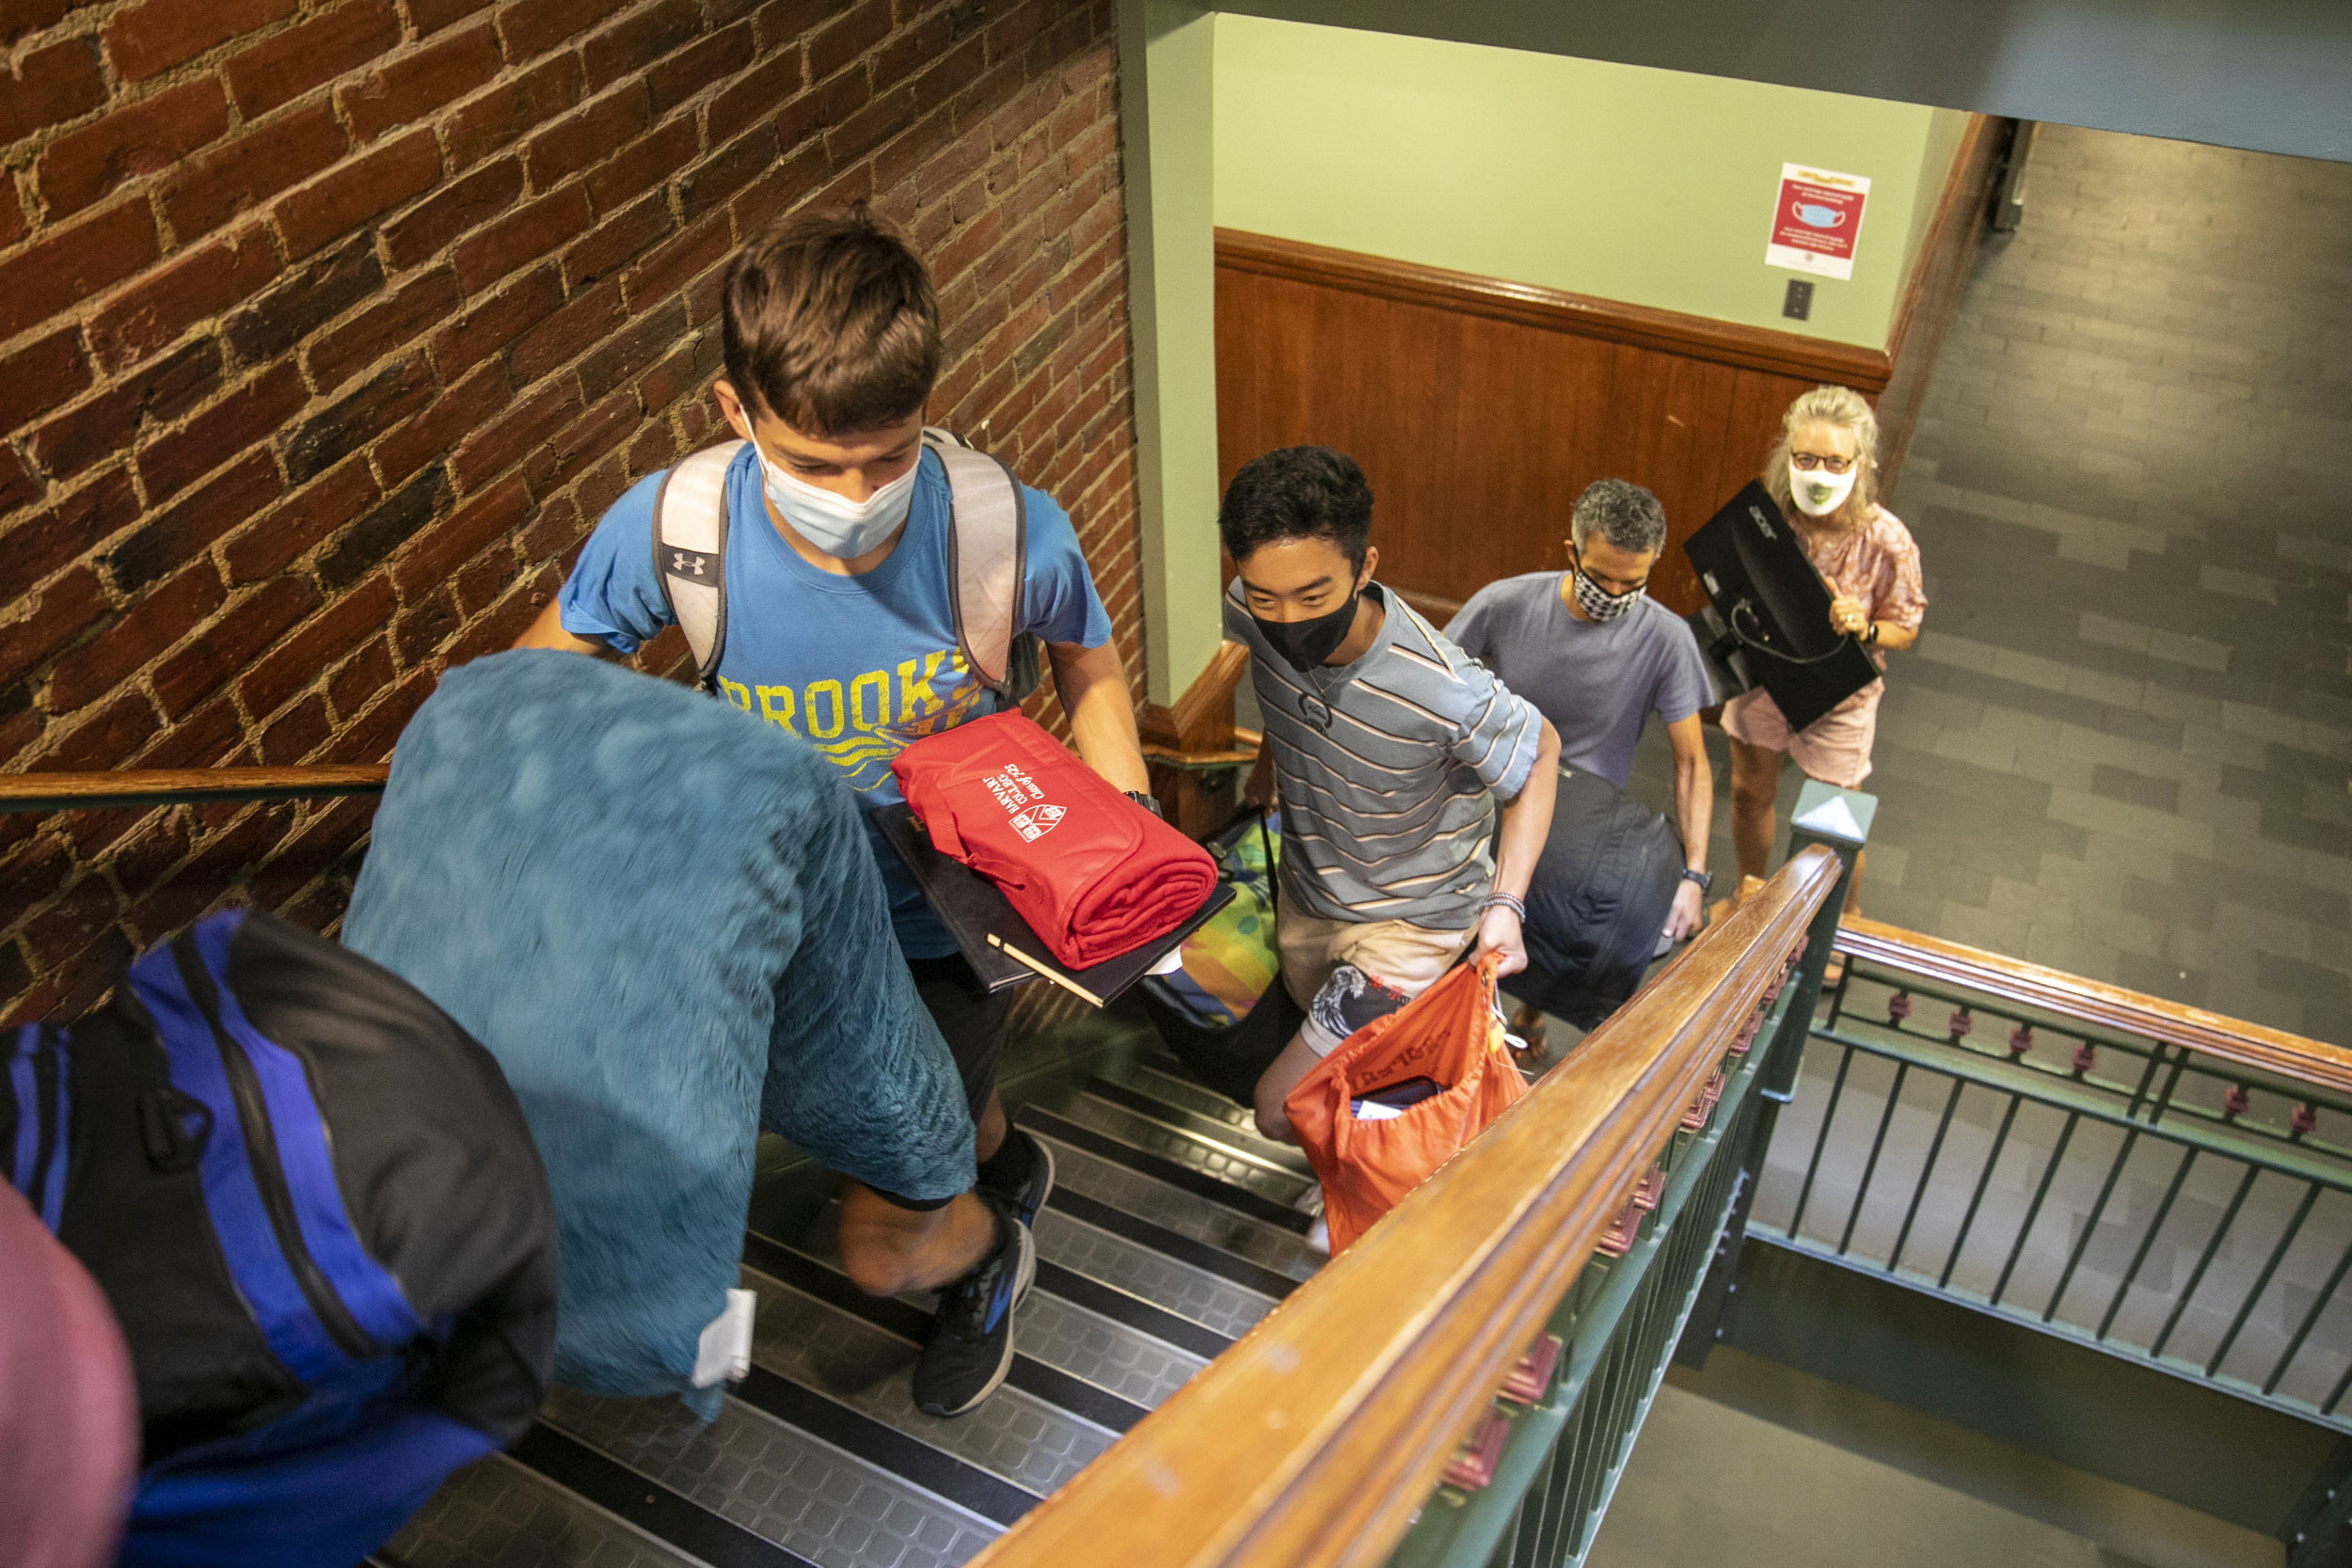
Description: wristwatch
1124,791,1163,819
1679,868,1713,892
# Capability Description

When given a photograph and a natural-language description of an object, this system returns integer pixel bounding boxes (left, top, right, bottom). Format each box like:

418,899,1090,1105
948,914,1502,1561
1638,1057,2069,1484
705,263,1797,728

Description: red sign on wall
1766,163,1869,281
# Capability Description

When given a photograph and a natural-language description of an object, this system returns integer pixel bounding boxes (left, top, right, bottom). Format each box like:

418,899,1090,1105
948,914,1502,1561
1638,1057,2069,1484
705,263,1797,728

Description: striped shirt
1226,581,1545,929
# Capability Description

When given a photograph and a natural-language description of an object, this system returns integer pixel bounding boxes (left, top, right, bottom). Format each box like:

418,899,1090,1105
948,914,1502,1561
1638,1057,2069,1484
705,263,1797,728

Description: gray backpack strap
923,426,1034,703
651,440,745,686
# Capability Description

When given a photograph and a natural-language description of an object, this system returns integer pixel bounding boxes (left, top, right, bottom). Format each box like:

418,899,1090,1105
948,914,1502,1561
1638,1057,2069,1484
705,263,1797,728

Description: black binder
875,802,1232,1003
1681,481,1880,733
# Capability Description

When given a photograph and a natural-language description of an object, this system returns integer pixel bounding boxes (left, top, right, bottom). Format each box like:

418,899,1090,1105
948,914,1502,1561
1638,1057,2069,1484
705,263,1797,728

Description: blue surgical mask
753,442,919,559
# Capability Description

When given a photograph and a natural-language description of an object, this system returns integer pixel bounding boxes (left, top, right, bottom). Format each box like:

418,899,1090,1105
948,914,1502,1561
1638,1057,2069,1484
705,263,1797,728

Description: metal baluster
2098,1145,2198,1341
2122,1042,2168,1121
1838,1061,1912,1257
2266,1235,2352,1398
2043,1128,2142,1325
1888,1076,1968,1275
1788,1044,1855,1239
1941,1094,2024,1290
2146,1052,2190,1127
2324,1344,2352,1419
2206,1180,2323,1378
1992,1111,2080,1307
2150,1163,2261,1361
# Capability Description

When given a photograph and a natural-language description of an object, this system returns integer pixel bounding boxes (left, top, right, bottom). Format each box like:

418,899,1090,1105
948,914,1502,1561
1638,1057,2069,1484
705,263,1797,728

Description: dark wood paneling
1214,119,1997,620
1875,115,2006,487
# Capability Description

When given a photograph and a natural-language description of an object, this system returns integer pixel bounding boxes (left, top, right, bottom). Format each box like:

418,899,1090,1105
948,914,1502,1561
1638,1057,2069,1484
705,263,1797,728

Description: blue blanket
343,651,973,1415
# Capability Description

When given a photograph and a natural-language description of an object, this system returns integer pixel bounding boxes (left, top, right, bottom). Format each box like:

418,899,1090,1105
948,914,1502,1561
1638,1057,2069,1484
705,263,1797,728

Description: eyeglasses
1790,451,1857,474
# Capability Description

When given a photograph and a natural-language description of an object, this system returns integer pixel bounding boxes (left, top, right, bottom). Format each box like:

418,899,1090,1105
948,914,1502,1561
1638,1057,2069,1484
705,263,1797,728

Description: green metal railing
1748,945,2352,1432
1385,940,1827,1568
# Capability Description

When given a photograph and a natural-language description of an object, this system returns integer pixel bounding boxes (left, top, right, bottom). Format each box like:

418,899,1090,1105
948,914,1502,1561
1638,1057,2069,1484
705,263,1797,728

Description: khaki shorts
1278,891,1475,1056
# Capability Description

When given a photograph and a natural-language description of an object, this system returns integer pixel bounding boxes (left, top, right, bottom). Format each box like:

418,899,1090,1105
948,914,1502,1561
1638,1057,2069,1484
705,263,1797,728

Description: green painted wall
1118,0,1227,705
1212,15,1972,349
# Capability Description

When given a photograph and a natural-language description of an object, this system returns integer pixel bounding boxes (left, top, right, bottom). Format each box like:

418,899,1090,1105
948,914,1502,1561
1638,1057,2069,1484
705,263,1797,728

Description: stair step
1016,1106,1313,1234
379,1449,722,1568
535,1385,999,1568
1045,1186,1303,1300
1033,1207,1282,1341
1088,1078,1315,1176
736,1269,1112,1506
740,1231,1152,1434
1057,1093,1314,1208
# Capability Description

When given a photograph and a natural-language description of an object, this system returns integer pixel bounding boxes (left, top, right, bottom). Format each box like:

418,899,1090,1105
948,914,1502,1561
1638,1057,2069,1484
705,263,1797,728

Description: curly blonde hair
1764,385,1879,520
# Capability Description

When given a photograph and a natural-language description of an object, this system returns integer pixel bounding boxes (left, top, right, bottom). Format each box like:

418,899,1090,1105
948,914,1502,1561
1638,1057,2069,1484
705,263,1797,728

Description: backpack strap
923,426,1035,704
652,440,745,687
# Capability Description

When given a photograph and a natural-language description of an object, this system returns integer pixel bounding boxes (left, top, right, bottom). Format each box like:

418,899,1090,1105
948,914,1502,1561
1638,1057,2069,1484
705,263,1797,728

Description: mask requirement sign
1767,163,1868,281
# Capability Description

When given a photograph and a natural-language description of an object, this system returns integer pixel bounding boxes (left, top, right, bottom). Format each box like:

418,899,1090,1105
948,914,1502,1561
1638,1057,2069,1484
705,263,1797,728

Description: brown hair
1763,384,1881,520
720,202,940,436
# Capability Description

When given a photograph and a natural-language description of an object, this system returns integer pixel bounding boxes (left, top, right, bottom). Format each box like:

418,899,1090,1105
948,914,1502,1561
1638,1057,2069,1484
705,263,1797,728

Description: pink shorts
1722,682,1883,790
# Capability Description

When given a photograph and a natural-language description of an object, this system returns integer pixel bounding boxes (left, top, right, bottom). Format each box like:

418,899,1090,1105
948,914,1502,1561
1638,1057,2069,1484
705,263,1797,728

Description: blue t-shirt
558,445,1114,958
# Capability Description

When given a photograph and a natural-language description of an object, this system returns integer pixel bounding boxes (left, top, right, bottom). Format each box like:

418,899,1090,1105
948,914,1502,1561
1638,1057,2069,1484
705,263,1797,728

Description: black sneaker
977,1127,1056,1227
914,1194,1034,1418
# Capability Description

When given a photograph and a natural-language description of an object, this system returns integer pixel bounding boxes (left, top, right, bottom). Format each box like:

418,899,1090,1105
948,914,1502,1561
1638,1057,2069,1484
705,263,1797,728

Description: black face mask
1253,585,1362,673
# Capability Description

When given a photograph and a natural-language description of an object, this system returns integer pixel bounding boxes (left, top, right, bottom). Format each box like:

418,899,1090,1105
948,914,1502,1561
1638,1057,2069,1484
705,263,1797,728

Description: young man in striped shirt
1221,447,1561,1143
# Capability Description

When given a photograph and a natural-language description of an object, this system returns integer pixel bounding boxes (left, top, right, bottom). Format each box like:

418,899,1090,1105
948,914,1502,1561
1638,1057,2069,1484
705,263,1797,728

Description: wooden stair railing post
966,846,1842,1568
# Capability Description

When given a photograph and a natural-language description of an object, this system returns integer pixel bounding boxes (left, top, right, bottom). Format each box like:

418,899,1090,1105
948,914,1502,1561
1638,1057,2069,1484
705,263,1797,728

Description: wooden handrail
0,765,389,814
1836,915,2352,1095
969,847,1840,1568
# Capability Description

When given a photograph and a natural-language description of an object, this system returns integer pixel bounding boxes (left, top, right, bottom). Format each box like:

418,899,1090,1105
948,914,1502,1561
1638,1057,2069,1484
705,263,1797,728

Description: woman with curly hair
1722,385,1927,921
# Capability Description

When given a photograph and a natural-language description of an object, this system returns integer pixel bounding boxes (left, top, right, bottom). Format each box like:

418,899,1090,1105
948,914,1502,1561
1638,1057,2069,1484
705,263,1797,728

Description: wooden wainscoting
1215,116,2002,619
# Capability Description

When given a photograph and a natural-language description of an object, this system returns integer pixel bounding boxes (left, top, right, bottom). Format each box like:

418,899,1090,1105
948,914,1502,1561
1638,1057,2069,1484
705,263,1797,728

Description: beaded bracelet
1478,892,1526,921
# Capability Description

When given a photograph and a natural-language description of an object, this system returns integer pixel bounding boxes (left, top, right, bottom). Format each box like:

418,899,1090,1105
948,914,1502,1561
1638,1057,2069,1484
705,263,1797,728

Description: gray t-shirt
1445,574,1711,790
1225,580,1545,930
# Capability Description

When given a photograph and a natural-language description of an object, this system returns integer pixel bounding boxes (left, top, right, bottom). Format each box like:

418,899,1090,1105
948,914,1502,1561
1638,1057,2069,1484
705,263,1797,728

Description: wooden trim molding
1140,639,1250,754
1216,228,1894,392
0,765,390,814
1874,114,2004,490
1836,914,2352,1095
968,847,1842,1568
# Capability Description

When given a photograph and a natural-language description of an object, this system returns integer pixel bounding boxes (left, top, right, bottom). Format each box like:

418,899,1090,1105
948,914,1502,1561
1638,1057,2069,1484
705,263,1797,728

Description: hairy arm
1474,717,1561,976
1047,639,1151,795
1662,712,1713,941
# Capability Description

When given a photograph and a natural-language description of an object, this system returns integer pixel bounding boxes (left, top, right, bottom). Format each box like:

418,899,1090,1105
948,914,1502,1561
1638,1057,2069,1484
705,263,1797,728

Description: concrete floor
1587,1349,2281,1568
1628,121,2352,1046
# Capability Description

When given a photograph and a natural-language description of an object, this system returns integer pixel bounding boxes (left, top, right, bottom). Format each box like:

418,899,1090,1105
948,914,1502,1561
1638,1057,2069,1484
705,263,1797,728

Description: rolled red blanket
893,712,1217,969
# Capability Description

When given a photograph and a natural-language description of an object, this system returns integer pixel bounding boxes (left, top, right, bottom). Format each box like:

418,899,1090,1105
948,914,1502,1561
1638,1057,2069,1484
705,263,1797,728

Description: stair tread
537,1385,999,1568
738,1269,1117,1501
380,1449,721,1568
1057,1095,1313,1207
1086,1078,1315,1175
1016,1105,1314,1234
1030,1128,1321,1281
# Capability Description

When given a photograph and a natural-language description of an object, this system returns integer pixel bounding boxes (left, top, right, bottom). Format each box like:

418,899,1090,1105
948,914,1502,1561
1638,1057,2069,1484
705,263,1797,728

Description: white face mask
755,442,920,559
1788,459,1857,518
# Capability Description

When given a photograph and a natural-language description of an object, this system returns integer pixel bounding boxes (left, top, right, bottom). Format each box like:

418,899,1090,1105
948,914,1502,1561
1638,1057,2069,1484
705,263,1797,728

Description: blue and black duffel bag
3,907,559,1568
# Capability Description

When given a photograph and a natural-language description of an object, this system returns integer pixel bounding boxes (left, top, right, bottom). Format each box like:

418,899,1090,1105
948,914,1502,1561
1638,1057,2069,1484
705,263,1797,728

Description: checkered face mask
1569,556,1643,623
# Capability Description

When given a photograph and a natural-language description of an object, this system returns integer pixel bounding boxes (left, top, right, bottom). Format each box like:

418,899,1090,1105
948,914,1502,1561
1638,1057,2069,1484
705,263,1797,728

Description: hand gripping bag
2,908,559,1568
892,710,1217,969
1282,955,1526,1254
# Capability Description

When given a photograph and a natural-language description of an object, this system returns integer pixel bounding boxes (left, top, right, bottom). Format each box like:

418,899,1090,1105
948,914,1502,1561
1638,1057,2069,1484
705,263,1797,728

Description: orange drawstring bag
1283,955,1527,1254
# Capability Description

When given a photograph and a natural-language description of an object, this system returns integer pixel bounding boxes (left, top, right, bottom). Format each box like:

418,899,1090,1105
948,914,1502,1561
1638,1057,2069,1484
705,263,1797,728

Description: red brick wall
0,0,1143,1022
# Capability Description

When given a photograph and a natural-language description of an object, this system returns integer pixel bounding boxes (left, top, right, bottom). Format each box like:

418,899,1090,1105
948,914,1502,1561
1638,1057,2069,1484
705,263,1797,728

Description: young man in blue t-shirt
515,206,1150,1417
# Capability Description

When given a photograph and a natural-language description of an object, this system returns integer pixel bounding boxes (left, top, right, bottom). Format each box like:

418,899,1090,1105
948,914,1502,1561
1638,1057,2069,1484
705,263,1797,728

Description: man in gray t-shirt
1447,480,1716,941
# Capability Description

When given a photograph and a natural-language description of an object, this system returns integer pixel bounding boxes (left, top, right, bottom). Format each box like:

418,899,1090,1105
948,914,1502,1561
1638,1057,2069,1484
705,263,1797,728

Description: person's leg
835,1183,998,1296
1252,917,1471,1144
1726,737,1786,888
907,955,1012,1162
906,952,1054,1228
